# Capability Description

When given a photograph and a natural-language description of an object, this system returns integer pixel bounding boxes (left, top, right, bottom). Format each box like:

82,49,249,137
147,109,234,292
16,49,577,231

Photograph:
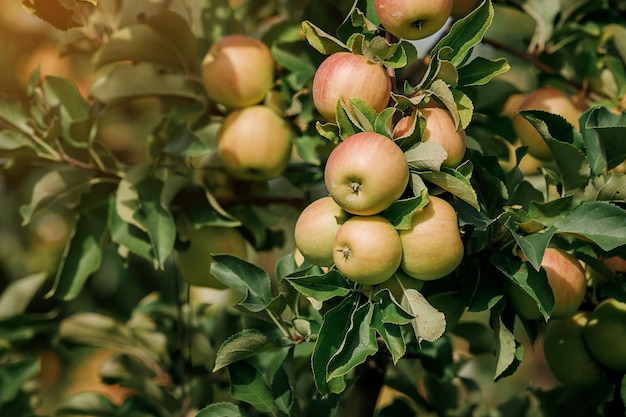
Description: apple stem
411,20,423,31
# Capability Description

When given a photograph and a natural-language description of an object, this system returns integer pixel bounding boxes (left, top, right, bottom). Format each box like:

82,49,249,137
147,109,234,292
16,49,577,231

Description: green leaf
491,253,553,321
372,289,414,325
405,141,448,172
0,359,40,405
211,254,273,312
316,121,341,144
0,96,34,135
53,392,117,417
108,197,154,263
228,361,276,414
20,169,95,226
504,219,557,271
518,110,591,192
371,304,406,365
0,273,47,320
311,293,359,395
584,174,626,202
420,166,479,210
214,329,284,372
401,289,446,343
196,402,248,417
554,202,626,251
491,300,523,381
374,107,396,138
51,195,108,301
584,106,626,171
457,57,510,87
287,270,352,302
302,20,348,55
327,302,378,380
0,130,41,156
431,0,494,67
382,191,429,230
91,63,203,105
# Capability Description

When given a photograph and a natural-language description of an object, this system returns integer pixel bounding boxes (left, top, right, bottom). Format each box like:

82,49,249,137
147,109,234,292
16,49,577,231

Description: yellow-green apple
583,298,626,371
374,0,452,40
450,0,479,18
176,225,249,289
506,248,586,320
294,196,349,267
217,105,293,181
333,215,403,285
398,196,464,280
312,52,391,122
543,312,606,388
324,131,409,216
512,87,582,161
418,107,467,167
201,34,274,109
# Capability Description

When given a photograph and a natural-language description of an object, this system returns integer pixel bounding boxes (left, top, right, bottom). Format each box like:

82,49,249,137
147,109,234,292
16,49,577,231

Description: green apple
374,0,452,40
312,52,391,122
399,196,464,280
506,248,587,320
333,215,403,285
294,196,349,267
543,312,606,388
324,131,409,216
419,107,467,167
583,298,626,371
512,87,582,161
176,225,249,289
201,34,274,109
217,105,293,181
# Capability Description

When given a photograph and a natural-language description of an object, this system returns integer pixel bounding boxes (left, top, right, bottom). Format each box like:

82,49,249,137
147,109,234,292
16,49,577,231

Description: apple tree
1,0,626,416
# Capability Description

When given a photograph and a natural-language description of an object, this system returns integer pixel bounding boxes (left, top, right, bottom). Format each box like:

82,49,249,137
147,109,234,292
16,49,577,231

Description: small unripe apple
543,312,606,388
333,215,403,285
201,34,274,109
324,132,409,216
450,0,479,18
374,0,452,40
312,52,391,122
506,248,587,320
399,196,464,280
583,298,626,371
176,225,249,289
419,107,467,167
512,87,582,161
217,105,293,181
294,196,349,267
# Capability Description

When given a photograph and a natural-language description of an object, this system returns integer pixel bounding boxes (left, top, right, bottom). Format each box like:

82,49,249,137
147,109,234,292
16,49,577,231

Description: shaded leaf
214,329,284,372
287,270,352,303
228,361,275,414
0,273,47,320
196,402,248,417
554,202,626,251
211,254,273,312
584,174,626,202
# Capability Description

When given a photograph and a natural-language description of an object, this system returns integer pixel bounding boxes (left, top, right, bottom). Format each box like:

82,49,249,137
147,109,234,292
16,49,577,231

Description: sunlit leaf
554,201,626,251
0,273,47,320
302,20,348,55
400,289,446,343
214,329,285,372
211,254,273,312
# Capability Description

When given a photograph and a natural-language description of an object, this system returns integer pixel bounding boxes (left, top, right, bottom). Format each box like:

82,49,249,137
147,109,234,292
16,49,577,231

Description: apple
419,107,467,167
583,298,626,371
506,248,587,320
201,34,274,109
374,0,452,40
603,255,626,274
450,0,479,18
333,215,403,285
398,196,464,280
294,196,349,267
312,52,391,122
324,131,409,216
176,225,249,289
542,312,606,388
217,105,293,181
512,87,582,161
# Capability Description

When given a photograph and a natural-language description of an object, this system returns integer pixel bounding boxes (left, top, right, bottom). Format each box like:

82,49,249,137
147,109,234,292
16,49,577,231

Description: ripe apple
583,298,626,371
450,0,479,18
543,312,606,388
506,248,587,320
217,105,293,181
398,196,464,280
294,196,349,267
374,0,452,40
512,87,582,161
201,34,274,109
312,52,391,122
324,132,409,216
419,107,467,167
333,215,403,285
176,225,249,289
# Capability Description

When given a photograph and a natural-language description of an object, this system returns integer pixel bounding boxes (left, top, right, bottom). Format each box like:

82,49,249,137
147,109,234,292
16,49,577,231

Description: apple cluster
201,34,293,182
295,130,465,286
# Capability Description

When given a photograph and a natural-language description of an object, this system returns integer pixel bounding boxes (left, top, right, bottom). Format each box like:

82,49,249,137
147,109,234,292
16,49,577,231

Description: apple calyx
338,246,352,261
